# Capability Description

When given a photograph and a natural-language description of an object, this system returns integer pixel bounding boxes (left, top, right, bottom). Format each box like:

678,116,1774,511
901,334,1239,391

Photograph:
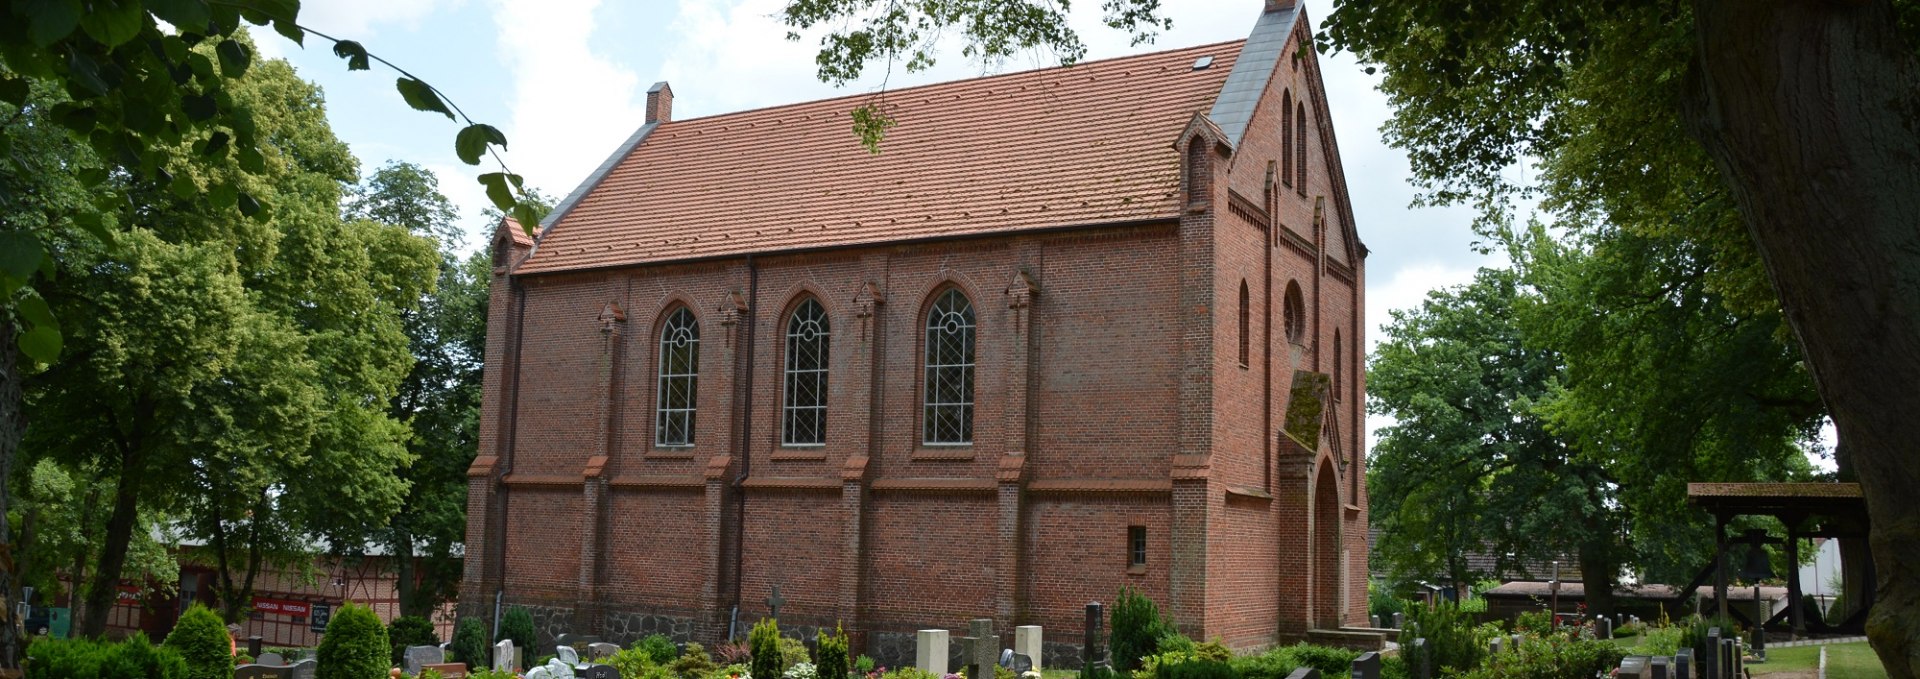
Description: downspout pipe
494,279,528,628
731,254,759,629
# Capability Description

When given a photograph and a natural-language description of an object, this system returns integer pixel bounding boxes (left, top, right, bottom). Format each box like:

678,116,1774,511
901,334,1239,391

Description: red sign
115,585,141,605
252,598,310,616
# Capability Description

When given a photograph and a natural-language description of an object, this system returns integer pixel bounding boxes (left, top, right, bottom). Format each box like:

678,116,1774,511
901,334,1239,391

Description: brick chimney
646,81,673,125
1264,0,1295,12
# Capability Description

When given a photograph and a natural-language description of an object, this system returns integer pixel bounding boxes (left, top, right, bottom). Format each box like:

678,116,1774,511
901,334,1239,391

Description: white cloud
299,0,462,36
1362,261,1481,451
491,0,647,209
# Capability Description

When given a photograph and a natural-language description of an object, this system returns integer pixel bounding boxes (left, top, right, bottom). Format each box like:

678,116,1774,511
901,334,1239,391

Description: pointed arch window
783,298,830,446
1281,91,1294,187
923,289,976,445
655,307,700,447
1333,330,1343,398
1295,102,1308,194
1239,280,1251,367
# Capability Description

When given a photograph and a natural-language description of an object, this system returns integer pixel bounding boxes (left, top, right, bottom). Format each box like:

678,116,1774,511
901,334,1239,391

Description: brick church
460,0,1367,660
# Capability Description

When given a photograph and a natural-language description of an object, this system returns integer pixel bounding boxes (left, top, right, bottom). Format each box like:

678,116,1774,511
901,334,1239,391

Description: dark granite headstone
582,665,620,679
1283,670,1321,679
1084,602,1108,672
1598,617,1614,639
1651,655,1669,679
1391,613,1403,629
1349,651,1379,679
1674,648,1692,679
1617,656,1650,679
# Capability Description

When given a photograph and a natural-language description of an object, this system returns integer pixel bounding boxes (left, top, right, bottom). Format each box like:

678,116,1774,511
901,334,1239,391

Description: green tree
1317,1,1920,669
23,50,436,634
1368,267,1620,612
345,161,491,618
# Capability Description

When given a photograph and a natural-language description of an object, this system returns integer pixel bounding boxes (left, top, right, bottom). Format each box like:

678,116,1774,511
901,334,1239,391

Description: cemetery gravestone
495,640,517,672
1651,655,1669,679
1488,637,1502,656
1704,629,1721,679
406,645,447,675
1510,634,1522,656
1752,625,1766,661
1409,639,1430,679
917,629,951,675
1618,656,1650,679
1349,651,1380,679
970,619,998,679
558,646,585,669
582,666,619,679
1284,669,1321,679
248,636,264,657
1674,648,1692,679
257,653,285,666
1369,615,1380,629
1599,617,1614,639
1014,625,1042,672
288,659,317,679
1085,603,1108,672
1391,613,1403,629
590,642,621,660
1720,638,1735,679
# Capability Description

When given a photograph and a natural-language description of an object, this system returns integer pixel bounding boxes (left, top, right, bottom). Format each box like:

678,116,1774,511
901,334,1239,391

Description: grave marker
1084,602,1109,673
1349,651,1379,679
1720,638,1735,679
1598,617,1614,639
1409,639,1429,679
495,639,517,672
1391,613,1403,629
1703,629,1720,679
1651,655,1669,679
969,619,998,679
1617,656,1650,679
1283,669,1320,679
1674,648,1692,679
1369,615,1380,629
405,645,447,676
917,630,950,675
1488,637,1502,656
768,585,786,620
1014,626,1042,672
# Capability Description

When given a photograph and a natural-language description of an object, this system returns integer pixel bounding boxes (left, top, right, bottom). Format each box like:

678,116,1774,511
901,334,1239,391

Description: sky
252,0,1501,446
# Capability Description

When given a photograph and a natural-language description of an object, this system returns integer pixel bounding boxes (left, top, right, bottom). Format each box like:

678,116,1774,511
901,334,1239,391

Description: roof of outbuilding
515,39,1246,275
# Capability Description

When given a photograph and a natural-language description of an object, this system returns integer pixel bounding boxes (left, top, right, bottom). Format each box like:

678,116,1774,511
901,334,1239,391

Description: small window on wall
1238,280,1251,367
1129,526,1148,567
1333,330,1343,399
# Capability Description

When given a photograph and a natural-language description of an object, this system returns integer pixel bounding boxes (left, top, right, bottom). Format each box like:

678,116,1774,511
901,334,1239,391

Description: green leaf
0,232,46,282
395,77,454,120
0,78,28,106
18,326,62,364
71,210,112,242
170,172,198,199
64,51,110,97
78,0,146,47
454,124,507,165
188,52,216,84
331,40,371,71
237,144,266,173
26,0,82,47
202,130,231,160
147,0,213,33
477,173,514,211
208,182,238,210
15,294,57,329
228,0,300,23
237,191,262,217
273,20,304,46
216,39,251,79
182,93,217,121
513,204,544,234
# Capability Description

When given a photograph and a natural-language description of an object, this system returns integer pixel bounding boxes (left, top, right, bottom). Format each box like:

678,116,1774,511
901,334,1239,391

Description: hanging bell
1740,530,1775,581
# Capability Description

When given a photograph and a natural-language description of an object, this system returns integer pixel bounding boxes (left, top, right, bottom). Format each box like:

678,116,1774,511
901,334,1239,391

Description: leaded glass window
923,289,975,445
783,299,830,446
655,307,699,447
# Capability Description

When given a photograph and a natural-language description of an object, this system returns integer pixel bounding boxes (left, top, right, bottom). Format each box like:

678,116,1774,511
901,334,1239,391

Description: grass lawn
1749,641,1886,678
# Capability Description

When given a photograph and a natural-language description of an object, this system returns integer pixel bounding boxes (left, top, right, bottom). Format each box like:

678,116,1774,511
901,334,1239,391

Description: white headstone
495,639,516,672
404,645,447,675
916,629,950,675
1014,626,1043,672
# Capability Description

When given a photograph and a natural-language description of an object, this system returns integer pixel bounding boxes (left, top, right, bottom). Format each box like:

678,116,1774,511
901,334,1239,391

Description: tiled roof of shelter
1687,483,1863,499
516,40,1246,275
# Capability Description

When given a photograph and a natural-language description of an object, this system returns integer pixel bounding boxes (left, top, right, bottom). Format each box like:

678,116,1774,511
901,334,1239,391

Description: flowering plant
786,662,819,679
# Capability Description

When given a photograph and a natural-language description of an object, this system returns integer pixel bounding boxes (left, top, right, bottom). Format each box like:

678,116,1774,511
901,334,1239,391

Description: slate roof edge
530,119,662,259
510,216,1179,279
1209,2,1301,146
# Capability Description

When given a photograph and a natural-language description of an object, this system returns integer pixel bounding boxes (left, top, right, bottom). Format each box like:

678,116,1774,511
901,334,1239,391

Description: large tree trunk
79,443,143,638
0,321,23,666
1683,1,1920,675
1579,543,1618,621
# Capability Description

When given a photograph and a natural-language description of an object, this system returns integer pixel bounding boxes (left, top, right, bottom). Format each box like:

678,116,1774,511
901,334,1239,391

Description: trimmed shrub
815,625,850,679
162,604,231,679
749,618,785,679
1403,602,1485,675
608,647,658,678
26,636,188,679
497,607,536,656
316,602,391,679
450,617,490,668
1157,658,1238,679
1110,585,1174,672
388,615,441,666
1228,643,1358,679
778,636,810,667
672,642,719,679
637,633,681,665
1454,636,1623,679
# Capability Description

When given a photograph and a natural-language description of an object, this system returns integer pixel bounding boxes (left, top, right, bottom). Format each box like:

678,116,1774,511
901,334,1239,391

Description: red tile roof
516,40,1244,275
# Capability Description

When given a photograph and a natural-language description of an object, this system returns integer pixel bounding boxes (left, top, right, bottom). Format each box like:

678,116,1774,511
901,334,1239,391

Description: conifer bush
26,636,188,679
1110,585,1174,671
672,642,719,679
450,617,491,668
637,633,680,665
497,607,536,657
815,625,850,679
316,602,391,679
749,618,786,679
388,615,441,665
162,604,232,679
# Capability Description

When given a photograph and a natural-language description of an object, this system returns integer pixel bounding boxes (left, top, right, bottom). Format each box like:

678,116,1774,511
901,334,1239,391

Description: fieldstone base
602,611,697,646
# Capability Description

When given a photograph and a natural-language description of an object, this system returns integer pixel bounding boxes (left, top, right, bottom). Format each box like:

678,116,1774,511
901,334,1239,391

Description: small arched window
1281,91,1294,187
1295,102,1308,194
783,298,830,446
656,307,700,447
924,289,976,445
1284,281,1306,344
1238,280,1251,367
